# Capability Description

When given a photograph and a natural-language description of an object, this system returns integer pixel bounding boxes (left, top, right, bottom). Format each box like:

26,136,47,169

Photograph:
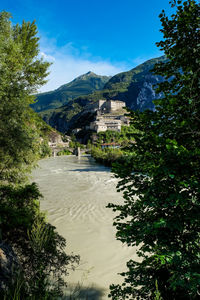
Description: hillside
32,71,111,112
103,56,165,111
39,56,166,132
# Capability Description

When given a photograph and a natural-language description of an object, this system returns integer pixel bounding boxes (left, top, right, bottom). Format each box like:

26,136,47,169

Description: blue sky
1,0,174,92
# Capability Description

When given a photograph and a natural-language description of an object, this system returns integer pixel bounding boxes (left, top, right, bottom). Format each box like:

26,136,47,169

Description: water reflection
64,284,106,300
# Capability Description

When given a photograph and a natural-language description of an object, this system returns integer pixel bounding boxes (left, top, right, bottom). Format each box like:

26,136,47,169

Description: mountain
39,56,166,133
32,71,111,112
102,56,165,111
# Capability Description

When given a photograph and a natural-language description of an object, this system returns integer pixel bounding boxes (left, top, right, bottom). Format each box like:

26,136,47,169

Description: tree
0,183,79,299
0,11,50,184
0,12,80,298
108,1,200,299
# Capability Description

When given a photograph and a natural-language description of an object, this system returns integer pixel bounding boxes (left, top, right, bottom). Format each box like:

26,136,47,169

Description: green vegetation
57,149,72,156
1,184,79,299
0,11,50,184
69,140,85,149
39,100,84,133
0,12,79,299
34,113,54,158
96,125,137,145
32,71,111,112
108,1,200,299
39,139,52,158
36,56,166,133
91,147,123,167
91,126,138,166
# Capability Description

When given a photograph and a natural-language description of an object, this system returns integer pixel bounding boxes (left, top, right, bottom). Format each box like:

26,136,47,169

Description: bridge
50,146,89,157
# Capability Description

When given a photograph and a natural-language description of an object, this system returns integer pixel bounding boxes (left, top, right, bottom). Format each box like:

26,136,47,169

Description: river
32,155,138,299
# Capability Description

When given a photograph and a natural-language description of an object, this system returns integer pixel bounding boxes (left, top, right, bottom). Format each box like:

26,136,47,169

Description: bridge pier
77,147,81,158
74,147,81,157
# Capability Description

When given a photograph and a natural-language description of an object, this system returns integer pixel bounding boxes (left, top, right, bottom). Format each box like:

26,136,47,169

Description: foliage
38,56,165,133
0,11,80,299
91,147,123,167
39,101,84,133
96,125,137,145
0,183,80,298
108,1,200,299
0,11,51,184
0,183,40,233
57,149,72,156
69,140,85,149
39,140,52,158
154,281,163,300
32,72,111,113
90,126,137,166
32,112,53,158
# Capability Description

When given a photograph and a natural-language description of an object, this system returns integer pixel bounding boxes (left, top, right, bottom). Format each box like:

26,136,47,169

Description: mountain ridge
38,56,166,133
32,72,111,112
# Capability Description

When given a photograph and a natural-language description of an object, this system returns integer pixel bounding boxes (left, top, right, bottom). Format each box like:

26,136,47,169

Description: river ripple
32,156,138,299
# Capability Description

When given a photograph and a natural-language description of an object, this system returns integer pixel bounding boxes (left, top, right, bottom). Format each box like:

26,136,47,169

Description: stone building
91,99,126,113
48,131,63,147
105,100,126,112
90,118,121,133
88,99,129,133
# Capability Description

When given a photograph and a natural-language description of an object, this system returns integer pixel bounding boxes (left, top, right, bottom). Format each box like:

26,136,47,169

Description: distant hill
39,56,166,133
32,71,111,112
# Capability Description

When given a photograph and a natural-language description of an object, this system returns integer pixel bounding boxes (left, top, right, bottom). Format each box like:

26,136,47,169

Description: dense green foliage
108,1,200,299
69,140,85,149
33,113,54,158
33,71,111,112
0,11,51,184
91,147,123,167
0,184,79,299
39,139,52,158
95,125,137,145
57,149,72,156
39,100,84,133
91,126,137,166
0,12,79,299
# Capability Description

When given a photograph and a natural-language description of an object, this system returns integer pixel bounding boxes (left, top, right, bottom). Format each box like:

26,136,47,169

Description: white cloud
40,52,55,62
38,36,128,93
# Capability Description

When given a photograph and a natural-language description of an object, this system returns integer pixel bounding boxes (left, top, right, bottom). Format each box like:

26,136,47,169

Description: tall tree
0,12,80,298
108,1,200,299
0,11,50,183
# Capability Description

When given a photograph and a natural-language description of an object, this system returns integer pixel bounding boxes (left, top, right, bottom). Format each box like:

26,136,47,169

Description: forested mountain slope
32,71,111,112
39,56,166,132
